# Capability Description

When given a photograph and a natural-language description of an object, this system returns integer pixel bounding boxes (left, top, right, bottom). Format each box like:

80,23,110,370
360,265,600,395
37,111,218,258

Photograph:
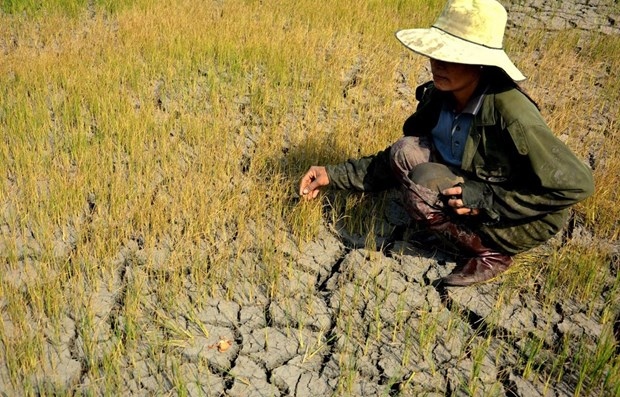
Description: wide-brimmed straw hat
395,0,526,81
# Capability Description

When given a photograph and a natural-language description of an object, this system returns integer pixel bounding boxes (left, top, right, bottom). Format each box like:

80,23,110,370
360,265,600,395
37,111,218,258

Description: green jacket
325,82,594,254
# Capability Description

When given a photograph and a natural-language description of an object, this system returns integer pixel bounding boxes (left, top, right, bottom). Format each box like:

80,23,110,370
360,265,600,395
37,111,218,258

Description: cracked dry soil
1,1,619,396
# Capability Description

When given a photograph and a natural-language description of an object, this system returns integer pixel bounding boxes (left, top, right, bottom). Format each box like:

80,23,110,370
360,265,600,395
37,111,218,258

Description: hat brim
396,27,526,81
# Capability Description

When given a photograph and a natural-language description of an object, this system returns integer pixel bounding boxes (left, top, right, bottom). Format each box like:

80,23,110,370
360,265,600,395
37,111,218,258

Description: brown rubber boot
399,164,512,286
442,253,513,286
427,214,513,286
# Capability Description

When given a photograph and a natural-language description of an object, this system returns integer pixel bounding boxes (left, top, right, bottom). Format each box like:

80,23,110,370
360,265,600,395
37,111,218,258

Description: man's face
429,59,482,93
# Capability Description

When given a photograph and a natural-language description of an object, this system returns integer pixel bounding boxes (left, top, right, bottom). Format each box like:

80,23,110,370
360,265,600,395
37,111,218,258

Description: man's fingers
300,184,321,200
455,207,480,216
442,186,462,196
448,197,464,208
299,166,329,200
299,172,316,196
306,180,319,193
300,178,318,196
300,181,311,195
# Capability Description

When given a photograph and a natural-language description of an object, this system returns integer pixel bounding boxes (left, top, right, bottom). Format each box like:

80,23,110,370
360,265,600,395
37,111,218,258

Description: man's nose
430,58,447,69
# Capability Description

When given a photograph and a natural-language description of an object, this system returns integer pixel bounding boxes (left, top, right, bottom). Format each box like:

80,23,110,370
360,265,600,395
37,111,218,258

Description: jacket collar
476,94,498,127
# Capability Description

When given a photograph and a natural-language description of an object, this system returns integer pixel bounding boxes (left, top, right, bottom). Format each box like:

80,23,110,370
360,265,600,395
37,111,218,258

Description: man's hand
299,166,330,200
442,186,480,216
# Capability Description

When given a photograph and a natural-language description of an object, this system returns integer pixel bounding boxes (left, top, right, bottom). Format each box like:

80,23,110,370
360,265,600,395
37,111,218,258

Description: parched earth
507,0,619,34
502,0,620,35
1,1,619,396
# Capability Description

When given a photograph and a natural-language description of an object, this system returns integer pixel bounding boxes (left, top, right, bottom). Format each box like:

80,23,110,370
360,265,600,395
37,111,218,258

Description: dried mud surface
1,1,619,396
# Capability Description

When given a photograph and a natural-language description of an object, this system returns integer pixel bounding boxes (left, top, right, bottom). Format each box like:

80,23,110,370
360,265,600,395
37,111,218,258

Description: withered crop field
1,0,620,395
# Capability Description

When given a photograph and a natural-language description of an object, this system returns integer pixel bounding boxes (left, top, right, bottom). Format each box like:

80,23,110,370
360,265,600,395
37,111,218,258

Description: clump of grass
1,0,139,16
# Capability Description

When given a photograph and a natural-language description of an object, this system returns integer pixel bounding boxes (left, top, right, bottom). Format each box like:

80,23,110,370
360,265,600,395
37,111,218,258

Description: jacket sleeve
324,147,398,192
324,82,439,193
461,117,594,222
